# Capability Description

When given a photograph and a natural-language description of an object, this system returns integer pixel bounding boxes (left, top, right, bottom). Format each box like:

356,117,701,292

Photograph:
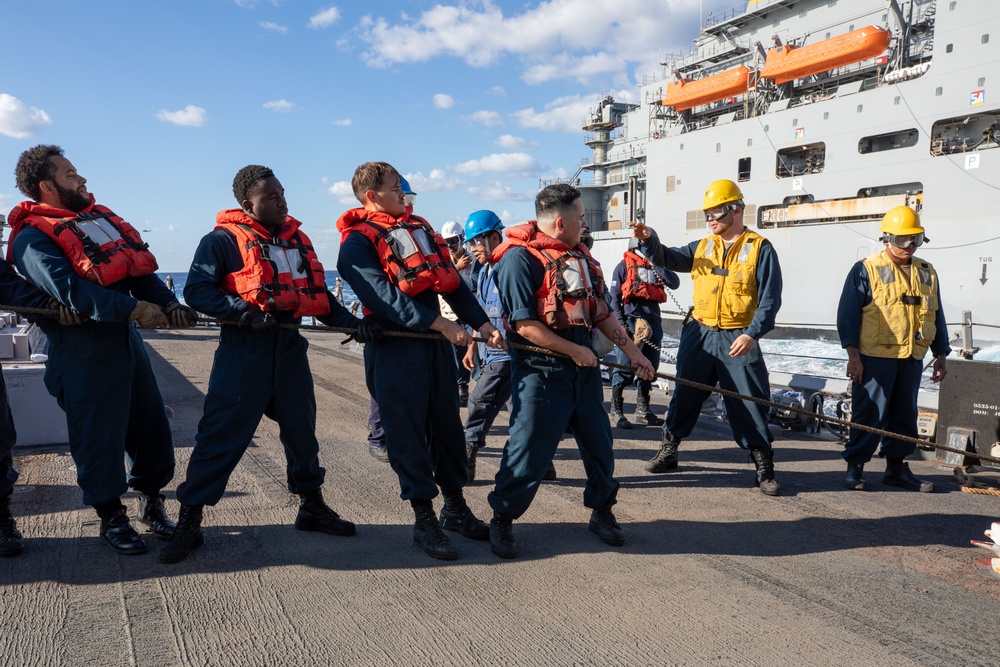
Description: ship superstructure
554,0,1000,346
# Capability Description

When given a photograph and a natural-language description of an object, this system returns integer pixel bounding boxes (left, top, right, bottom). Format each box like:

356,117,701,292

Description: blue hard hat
399,175,416,196
465,209,503,241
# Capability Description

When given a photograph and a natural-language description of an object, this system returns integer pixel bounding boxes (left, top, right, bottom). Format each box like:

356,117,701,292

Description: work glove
237,306,277,331
48,298,88,326
342,316,383,345
633,317,653,346
129,301,169,328
166,302,198,328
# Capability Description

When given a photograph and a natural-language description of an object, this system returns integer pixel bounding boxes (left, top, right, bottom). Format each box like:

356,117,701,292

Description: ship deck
2,328,999,666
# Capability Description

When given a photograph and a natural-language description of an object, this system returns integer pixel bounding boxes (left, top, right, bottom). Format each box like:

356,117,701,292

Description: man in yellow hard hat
631,179,783,496
836,206,949,492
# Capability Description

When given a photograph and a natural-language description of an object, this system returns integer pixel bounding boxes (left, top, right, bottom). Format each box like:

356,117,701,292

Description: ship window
984,34,990,44
666,176,676,192
849,24,854,31
828,0,837,6
764,125,769,132
857,104,864,113
792,118,798,126
679,143,684,150
825,32,831,39
776,142,826,178
946,43,954,53
931,109,1000,156
823,112,830,120
750,28,757,36
979,77,987,86
772,19,779,27
882,14,887,22
948,1,956,9
935,87,943,96
799,9,807,18
894,96,901,105
738,157,752,182
747,138,753,147
716,143,721,153
859,128,919,154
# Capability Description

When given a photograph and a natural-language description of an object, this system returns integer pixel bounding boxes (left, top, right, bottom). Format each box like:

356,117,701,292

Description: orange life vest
336,207,461,298
621,249,668,304
491,221,610,330
215,209,331,317
6,197,158,286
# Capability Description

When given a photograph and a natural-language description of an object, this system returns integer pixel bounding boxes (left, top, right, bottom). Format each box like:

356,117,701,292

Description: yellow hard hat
702,180,744,210
880,206,924,235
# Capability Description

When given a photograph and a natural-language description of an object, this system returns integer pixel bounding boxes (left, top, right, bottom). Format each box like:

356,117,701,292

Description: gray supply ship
554,0,1000,349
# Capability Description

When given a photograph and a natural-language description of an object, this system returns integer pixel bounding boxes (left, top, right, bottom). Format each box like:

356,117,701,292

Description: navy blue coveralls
464,263,512,450
177,228,358,506
0,260,56,499
608,258,679,391
836,260,950,464
11,228,176,507
639,229,783,451
487,246,619,521
337,233,488,502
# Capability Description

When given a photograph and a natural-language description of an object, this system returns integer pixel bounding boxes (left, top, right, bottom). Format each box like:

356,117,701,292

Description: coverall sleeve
441,281,489,331
930,284,953,357
836,262,871,350
11,227,137,322
637,229,697,273
609,261,627,325
129,274,181,309
744,240,782,340
183,229,251,321
494,248,541,325
336,233,439,332
657,265,681,290
0,259,52,314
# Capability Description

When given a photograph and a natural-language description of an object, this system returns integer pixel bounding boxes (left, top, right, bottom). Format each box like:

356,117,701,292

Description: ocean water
158,271,358,309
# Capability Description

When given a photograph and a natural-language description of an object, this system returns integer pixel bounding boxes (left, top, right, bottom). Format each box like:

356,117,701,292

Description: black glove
342,316,383,345
238,306,277,331
166,302,199,328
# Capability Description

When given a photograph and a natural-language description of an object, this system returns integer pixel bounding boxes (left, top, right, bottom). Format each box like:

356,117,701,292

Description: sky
1,0,739,271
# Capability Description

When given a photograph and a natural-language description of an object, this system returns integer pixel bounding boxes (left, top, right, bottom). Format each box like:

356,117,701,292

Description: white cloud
433,94,455,109
466,181,534,202
356,0,704,86
309,7,341,29
155,104,208,127
330,118,352,126
263,99,295,112
462,110,502,127
496,134,535,150
404,169,464,192
0,94,52,139
327,180,357,204
453,152,542,176
512,94,593,133
490,85,507,97
259,21,288,33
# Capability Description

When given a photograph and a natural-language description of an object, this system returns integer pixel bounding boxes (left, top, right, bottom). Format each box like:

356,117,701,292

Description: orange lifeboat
662,66,750,111
761,26,891,85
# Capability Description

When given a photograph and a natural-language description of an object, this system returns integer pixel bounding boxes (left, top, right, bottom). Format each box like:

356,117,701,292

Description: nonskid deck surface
2,328,998,667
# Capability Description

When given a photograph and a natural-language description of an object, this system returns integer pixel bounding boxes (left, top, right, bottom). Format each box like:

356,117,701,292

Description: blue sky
1,0,737,271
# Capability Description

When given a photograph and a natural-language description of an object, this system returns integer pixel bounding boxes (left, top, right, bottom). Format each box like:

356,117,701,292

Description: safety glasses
704,203,740,222
885,232,925,249
464,236,488,251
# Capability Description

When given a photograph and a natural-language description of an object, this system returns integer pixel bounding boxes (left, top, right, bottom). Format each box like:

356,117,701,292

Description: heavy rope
7,303,1000,467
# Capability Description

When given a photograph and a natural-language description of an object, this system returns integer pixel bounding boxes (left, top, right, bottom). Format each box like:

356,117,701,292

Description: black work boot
883,459,933,493
0,492,24,558
588,509,625,546
368,444,390,463
100,507,148,555
466,443,478,482
634,386,663,426
136,493,177,540
159,504,204,564
412,502,457,560
489,514,517,559
845,463,866,491
439,492,489,540
609,386,632,429
750,448,781,496
645,432,680,473
295,489,356,536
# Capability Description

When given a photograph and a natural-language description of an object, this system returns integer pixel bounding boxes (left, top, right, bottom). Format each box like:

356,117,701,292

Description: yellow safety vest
859,251,939,360
690,229,764,329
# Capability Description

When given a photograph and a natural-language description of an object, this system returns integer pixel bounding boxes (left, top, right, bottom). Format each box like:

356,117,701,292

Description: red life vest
621,249,668,304
216,209,331,317
336,207,461,298
491,221,610,330
6,197,158,286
